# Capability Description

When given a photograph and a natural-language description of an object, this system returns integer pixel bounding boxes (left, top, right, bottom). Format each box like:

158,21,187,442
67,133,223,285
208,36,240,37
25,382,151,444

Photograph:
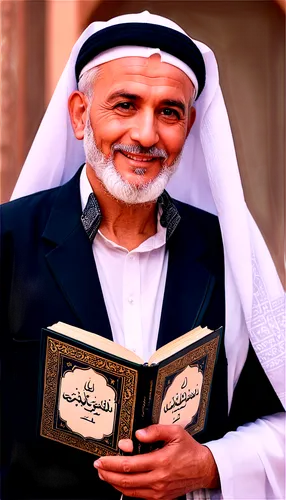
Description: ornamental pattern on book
152,337,219,435
41,337,138,456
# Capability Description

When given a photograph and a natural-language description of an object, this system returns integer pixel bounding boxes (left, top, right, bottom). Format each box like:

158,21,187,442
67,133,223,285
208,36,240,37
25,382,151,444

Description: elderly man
1,11,284,500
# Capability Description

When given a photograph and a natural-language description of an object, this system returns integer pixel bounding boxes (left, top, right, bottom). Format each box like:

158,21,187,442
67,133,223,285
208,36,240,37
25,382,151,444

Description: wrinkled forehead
88,55,195,101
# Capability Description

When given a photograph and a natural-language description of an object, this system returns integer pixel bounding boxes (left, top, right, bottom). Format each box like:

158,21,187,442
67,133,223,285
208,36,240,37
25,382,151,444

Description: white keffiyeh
11,11,285,410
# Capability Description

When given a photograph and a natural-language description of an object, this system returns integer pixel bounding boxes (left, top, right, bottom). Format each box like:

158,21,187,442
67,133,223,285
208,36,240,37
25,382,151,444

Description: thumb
135,424,180,444
118,438,134,453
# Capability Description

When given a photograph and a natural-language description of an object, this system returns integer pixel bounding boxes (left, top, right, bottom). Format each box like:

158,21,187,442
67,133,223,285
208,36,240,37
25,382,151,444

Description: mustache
112,143,168,159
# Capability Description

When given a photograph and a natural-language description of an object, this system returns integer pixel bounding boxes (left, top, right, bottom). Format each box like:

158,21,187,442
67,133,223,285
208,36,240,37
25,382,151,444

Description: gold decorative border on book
40,336,138,456
152,336,220,435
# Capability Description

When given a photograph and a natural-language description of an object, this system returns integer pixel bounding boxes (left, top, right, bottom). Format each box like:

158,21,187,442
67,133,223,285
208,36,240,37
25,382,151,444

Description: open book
39,322,222,457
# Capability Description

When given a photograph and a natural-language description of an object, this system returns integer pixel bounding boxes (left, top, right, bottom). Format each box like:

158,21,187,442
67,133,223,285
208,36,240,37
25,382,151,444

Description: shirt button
128,296,134,304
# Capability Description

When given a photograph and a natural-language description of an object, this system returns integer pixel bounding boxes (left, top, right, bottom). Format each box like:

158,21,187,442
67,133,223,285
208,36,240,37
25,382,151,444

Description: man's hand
93,424,219,499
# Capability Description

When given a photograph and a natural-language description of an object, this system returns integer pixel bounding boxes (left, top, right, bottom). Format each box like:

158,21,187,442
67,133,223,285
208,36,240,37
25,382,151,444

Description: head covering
11,11,285,408
75,22,205,98
79,46,199,99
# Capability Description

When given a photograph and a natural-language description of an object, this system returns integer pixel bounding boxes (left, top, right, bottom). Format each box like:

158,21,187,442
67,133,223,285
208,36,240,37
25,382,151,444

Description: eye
115,102,135,111
160,108,181,119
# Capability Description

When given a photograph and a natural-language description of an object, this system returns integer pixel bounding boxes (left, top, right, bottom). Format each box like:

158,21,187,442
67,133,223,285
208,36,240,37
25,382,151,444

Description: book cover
39,326,222,457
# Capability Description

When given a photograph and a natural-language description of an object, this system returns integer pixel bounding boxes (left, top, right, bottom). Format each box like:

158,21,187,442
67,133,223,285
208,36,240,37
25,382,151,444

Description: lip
118,151,162,165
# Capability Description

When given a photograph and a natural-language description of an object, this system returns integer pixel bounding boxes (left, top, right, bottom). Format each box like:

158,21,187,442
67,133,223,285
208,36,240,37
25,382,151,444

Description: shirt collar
80,164,181,242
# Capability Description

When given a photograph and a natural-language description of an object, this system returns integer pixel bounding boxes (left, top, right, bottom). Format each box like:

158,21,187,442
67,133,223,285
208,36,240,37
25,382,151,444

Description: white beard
83,115,181,205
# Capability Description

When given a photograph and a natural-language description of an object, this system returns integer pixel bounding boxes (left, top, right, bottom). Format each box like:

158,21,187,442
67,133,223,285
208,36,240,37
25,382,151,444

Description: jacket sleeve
205,412,285,499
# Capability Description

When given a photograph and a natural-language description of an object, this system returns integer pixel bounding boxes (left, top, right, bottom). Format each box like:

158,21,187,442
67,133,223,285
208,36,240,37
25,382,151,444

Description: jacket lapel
42,170,113,341
157,204,216,349
41,175,218,348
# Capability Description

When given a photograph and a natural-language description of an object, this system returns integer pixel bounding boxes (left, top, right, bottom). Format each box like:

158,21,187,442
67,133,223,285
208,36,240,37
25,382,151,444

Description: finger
118,438,134,453
98,469,154,489
113,486,176,500
94,451,157,473
136,424,183,444
112,486,157,499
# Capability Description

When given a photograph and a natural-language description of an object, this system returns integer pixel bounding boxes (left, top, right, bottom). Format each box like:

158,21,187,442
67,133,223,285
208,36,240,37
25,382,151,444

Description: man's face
84,55,195,190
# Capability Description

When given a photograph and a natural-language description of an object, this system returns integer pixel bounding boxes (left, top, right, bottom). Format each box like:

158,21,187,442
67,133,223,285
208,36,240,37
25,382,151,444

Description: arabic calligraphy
84,379,94,392
163,382,200,419
159,365,203,428
59,367,117,439
62,385,114,419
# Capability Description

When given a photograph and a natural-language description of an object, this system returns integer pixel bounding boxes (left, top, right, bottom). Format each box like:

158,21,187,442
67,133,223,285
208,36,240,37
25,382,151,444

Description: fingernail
136,429,146,437
93,459,101,468
98,471,104,481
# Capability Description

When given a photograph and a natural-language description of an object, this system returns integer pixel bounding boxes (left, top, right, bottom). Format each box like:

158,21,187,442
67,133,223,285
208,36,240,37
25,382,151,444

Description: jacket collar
42,168,113,340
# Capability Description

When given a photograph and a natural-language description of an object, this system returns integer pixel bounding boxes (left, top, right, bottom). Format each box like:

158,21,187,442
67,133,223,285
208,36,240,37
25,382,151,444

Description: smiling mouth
119,151,161,163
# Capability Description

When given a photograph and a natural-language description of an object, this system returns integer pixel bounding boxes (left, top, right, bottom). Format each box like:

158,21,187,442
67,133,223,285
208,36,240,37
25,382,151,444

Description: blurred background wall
0,0,285,284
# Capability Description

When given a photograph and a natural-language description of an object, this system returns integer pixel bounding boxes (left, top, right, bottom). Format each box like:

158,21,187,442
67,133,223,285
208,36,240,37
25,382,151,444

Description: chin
88,150,178,205
115,162,157,179
121,176,154,189
102,176,163,205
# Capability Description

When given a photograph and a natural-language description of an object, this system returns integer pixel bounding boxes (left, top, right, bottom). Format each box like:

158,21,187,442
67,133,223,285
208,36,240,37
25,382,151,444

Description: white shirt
80,165,168,362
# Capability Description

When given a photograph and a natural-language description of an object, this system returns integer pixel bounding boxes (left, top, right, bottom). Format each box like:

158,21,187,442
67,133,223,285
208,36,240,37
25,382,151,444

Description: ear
186,106,196,136
68,91,89,140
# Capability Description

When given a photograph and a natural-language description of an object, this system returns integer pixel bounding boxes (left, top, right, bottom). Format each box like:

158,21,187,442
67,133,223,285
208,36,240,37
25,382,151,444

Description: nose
129,110,159,148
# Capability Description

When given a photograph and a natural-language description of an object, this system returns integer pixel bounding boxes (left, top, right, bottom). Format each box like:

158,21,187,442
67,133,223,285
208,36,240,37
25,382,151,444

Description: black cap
75,23,206,99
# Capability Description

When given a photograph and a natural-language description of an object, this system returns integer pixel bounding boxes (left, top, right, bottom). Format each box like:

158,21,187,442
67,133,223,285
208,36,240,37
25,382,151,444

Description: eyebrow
107,91,186,115
107,91,139,101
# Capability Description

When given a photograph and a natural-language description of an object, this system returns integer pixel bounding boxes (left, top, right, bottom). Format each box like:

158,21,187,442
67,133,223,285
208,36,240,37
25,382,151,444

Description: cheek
90,112,129,153
159,124,188,157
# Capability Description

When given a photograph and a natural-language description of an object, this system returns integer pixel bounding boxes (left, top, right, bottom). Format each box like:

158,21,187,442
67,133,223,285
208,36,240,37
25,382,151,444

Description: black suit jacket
0,169,282,499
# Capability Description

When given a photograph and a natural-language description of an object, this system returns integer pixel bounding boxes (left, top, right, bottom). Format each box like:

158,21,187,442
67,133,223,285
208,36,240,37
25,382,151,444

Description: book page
59,367,117,440
50,322,143,364
159,365,203,426
151,334,221,436
40,335,139,457
148,326,212,365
